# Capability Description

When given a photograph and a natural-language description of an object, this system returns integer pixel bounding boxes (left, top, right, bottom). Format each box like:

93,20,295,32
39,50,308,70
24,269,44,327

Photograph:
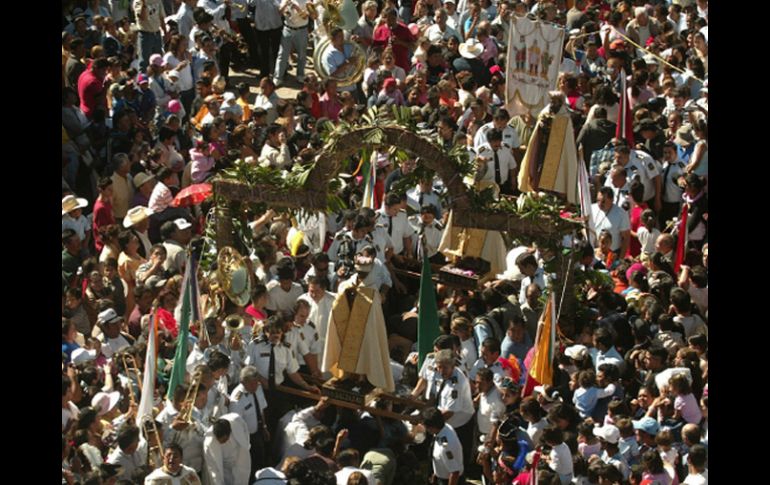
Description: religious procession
62,0,708,484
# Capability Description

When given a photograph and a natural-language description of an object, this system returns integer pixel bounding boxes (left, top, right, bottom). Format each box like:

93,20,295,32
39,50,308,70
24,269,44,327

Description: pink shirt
675,393,703,424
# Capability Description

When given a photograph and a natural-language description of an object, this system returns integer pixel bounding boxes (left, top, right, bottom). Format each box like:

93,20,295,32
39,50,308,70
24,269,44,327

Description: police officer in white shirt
328,214,376,263
243,316,320,432
475,128,519,195
607,164,631,211
659,141,686,226
469,338,507,391
406,177,443,216
606,143,662,212
377,193,415,258
432,349,474,468
411,335,455,400
229,366,269,476
423,407,465,485
410,204,445,262
473,108,520,154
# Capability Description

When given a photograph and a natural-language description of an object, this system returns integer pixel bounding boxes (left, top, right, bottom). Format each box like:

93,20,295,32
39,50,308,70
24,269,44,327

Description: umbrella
170,183,213,208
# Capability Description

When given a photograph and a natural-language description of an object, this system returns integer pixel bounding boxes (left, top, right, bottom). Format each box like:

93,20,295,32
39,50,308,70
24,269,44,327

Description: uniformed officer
410,204,445,263
289,299,323,378
432,349,475,467
469,338,508,391
411,335,457,400
606,144,662,212
423,407,465,485
607,165,631,211
475,128,519,195
329,214,376,263
406,177,443,216
243,315,320,435
377,193,415,258
473,107,520,154
228,365,269,476
659,141,686,227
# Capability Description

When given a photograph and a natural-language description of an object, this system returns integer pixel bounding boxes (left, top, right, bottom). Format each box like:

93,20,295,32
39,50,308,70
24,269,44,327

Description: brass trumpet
141,416,164,468
178,370,203,424
225,314,246,348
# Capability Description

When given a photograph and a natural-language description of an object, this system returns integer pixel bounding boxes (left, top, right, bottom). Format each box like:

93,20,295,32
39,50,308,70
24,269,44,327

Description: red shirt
77,67,106,119
303,88,322,119
92,198,115,252
373,22,416,72
626,203,647,259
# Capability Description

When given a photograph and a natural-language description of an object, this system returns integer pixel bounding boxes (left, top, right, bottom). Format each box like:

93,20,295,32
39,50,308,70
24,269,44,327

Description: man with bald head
655,233,675,262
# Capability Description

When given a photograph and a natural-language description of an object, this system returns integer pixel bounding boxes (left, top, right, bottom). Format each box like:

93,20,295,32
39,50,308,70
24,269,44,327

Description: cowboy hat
62,195,88,216
459,39,484,59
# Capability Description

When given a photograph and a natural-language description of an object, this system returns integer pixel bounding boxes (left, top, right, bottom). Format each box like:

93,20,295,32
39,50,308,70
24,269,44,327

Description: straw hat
62,195,88,216
459,39,484,59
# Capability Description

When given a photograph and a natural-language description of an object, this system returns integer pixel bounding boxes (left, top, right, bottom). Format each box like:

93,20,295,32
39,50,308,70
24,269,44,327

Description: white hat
459,39,484,59
97,308,123,325
564,344,588,360
173,218,192,230
62,195,89,216
123,206,152,228
593,424,621,444
643,54,659,66
222,91,237,103
133,171,155,189
91,391,121,416
71,348,97,365
167,69,180,79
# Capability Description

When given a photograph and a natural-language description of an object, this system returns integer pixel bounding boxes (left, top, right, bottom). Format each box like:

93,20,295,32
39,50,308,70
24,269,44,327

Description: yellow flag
529,294,556,386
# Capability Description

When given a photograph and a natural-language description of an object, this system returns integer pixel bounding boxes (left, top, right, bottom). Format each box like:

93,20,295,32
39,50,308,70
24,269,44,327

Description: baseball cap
593,424,621,444
173,218,192,231
633,416,660,436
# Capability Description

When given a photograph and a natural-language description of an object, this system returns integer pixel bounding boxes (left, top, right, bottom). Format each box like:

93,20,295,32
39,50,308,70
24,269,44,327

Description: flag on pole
136,309,159,426
528,293,557,386
417,238,440,369
674,203,689,274
361,155,377,210
615,69,634,145
167,254,200,399
577,159,597,247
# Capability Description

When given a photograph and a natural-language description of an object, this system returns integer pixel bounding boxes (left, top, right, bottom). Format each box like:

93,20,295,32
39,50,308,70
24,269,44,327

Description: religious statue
528,39,541,77
321,251,395,392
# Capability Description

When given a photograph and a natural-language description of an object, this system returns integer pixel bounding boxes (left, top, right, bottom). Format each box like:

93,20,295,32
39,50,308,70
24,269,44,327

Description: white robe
202,413,251,485
322,278,395,392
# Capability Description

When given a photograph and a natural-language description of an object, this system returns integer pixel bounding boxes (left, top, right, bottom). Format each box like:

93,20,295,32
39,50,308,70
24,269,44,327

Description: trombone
120,353,143,393
141,416,164,469
178,370,204,424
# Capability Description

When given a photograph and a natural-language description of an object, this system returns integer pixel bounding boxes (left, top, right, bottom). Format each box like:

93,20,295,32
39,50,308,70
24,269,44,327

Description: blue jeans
273,25,309,81
138,31,162,70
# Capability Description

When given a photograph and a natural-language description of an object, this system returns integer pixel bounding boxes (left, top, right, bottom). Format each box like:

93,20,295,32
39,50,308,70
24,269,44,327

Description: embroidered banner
505,17,565,116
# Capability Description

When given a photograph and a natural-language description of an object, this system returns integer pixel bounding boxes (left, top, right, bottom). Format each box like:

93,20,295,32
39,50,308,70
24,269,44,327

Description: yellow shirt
237,98,252,122
110,173,134,219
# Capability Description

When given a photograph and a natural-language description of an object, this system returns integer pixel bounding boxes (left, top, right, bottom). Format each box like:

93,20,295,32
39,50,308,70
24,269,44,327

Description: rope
555,245,574,324
611,27,705,83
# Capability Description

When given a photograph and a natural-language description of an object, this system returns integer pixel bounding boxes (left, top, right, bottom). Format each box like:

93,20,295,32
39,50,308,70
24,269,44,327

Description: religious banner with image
505,17,565,116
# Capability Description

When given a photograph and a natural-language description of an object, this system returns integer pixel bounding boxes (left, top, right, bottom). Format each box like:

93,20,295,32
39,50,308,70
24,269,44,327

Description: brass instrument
217,247,252,307
178,370,203,424
225,313,246,348
141,416,164,469
120,352,143,396
312,0,366,88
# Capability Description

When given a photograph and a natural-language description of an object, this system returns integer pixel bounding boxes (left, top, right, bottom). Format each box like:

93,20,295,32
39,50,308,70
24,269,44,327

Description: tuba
312,0,366,88
216,246,252,307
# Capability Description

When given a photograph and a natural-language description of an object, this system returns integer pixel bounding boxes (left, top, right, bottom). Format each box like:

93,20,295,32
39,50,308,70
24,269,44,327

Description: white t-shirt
265,281,305,312
549,442,574,475
591,204,631,252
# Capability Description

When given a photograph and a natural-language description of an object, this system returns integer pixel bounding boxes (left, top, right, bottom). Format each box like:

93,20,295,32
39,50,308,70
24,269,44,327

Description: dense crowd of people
62,0,708,484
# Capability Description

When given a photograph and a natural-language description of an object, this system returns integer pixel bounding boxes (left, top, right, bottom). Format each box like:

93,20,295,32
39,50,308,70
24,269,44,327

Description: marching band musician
199,352,232,425
186,317,243,386
156,383,209,475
